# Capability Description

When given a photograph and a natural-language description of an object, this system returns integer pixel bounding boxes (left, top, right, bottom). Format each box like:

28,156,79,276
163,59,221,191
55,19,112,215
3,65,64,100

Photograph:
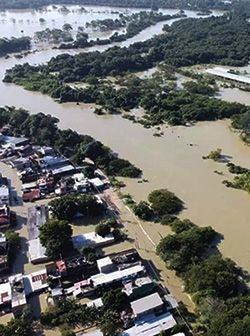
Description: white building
121,312,177,336
97,256,115,274
0,185,9,206
91,264,145,288
72,232,114,250
131,293,163,318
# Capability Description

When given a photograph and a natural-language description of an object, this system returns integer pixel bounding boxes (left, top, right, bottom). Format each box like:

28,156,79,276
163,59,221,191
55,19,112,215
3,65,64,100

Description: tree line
0,107,141,177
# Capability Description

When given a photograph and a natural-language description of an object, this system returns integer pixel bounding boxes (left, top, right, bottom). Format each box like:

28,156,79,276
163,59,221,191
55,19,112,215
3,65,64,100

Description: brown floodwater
0,8,249,278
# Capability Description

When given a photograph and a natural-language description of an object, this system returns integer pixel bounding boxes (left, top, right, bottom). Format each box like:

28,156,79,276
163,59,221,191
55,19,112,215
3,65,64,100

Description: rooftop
131,293,163,316
28,238,48,264
206,67,250,85
0,282,11,306
72,232,114,250
121,312,176,336
91,264,145,287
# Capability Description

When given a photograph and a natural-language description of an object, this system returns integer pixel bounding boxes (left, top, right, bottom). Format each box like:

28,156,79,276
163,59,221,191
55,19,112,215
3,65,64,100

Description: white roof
28,238,48,263
131,293,163,316
97,256,113,269
172,334,186,336
72,232,114,250
91,264,145,287
80,331,103,336
86,297,103,308
122,312,176,336
89,177,105,188
51,164,75,176
206,67,250,85
0,282,11,305
0,186,9,197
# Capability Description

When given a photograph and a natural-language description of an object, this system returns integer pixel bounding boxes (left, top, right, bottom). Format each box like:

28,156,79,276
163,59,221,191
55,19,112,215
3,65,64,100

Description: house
0,186,9,206
90,264,145,288
72,232,114,250
28,238,48,264
0,205,10,229
9,157,31,171
97,257,115,274
89,177,105,190
9,274,27,315
131,293,164,319
121,312,177,336
0,281,11,308
123,277,158,301
23,269,48,295
0,134,29,148
22,189,41,202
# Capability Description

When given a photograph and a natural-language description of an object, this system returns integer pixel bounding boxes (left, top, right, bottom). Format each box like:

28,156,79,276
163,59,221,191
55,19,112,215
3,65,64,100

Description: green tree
95,223,111,237
102,289,128,312
133,201,154,220
148,189,183,216
39,219,73,259
185,255,239,299
100,310,120,336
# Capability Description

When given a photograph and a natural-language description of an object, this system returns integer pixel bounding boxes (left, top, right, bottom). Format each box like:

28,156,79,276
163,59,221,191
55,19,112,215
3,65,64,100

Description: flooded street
0,5,249,287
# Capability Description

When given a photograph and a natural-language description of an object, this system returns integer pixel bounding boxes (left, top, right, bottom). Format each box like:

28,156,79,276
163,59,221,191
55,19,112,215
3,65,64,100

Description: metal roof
206,67,250,85
131,292,163,316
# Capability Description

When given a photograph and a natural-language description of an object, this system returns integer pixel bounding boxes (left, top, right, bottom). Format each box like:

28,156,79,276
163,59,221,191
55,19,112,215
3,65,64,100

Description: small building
97,257,115,274
131,292,164,319
91,264,145,288
9,157,31,171
0,186,9,206
121,312,177,336
86,297,103,308
28,238,48,264
23,269,48,295
0,134,29,148
172,334,186,336
0,281,11,308
22,189,41,202
72,232,114,251
0,205,10,229
89,177,105,190
9,274,27,315
123,277,158,301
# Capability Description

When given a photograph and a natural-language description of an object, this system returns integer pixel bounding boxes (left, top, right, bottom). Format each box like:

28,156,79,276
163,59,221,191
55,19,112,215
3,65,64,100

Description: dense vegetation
40,295,122,334
157,225,216,273
34,27,73,44
0,36,31,57
0,107,141,177
0,314,34,336
0,0,231,11
4,15,250,126
49,194,104,220
231,111,250,143
39,219,73,258
148,189,183,216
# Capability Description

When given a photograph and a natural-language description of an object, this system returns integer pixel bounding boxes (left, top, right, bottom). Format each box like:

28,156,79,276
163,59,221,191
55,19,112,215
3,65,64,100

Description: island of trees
0,36,31,58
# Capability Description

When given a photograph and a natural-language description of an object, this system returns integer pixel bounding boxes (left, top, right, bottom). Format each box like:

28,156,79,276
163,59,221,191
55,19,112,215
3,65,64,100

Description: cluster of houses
0,248,184,336
0,133,107,203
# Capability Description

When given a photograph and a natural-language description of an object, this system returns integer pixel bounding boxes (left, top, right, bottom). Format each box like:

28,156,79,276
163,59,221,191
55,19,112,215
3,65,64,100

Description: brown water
0,8,250,277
